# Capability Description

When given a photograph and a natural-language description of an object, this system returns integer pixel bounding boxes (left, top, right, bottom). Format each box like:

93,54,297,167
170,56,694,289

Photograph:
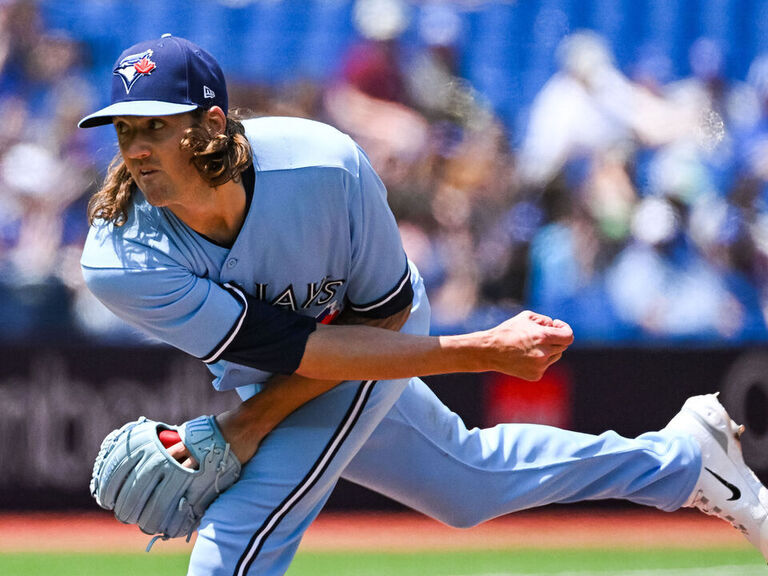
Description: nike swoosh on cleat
705,467,741,501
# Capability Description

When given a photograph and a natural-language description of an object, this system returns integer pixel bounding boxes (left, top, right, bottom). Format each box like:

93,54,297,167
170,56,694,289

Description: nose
122,135,151,160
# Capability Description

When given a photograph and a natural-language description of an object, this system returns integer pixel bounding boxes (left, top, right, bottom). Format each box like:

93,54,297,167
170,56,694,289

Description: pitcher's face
114,112,204,209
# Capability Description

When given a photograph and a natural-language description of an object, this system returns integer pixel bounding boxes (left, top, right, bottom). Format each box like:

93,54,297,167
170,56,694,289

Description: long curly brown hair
87,109,253,226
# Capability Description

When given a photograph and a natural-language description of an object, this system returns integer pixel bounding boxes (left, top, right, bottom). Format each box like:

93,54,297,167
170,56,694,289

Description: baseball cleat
666,393,768,562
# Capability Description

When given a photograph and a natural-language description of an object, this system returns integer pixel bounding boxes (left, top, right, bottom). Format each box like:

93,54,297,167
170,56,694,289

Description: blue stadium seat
463,3,521,116
226,0,305,84
299,0,356,81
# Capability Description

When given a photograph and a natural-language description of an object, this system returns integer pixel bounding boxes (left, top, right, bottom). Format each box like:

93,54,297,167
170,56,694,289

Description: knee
435,509,486,529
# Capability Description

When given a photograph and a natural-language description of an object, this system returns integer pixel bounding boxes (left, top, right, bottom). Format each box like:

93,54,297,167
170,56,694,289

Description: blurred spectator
0,0,42,99
667,38,760,144
518,30,688,189
404,3,492,132
325,0,428,168
605,196,749,340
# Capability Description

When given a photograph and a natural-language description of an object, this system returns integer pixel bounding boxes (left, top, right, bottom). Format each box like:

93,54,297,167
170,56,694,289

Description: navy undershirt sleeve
205,283,317,375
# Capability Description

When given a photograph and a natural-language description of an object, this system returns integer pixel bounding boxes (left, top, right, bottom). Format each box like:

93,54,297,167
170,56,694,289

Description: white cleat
666,393,768,562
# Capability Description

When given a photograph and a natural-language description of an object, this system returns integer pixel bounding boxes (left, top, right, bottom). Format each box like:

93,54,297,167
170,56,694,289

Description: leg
342,377,700,528
344,383,768,561
189,377,410,576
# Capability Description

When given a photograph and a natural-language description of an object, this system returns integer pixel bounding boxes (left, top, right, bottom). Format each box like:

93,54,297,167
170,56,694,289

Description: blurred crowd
3,0,768,344
0,0,108,342
518,32,768,343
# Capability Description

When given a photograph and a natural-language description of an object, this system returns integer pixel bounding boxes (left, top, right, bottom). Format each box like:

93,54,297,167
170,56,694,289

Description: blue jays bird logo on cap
114,49,157,94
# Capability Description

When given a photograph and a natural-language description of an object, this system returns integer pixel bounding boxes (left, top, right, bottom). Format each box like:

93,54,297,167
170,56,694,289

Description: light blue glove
90,415,241,546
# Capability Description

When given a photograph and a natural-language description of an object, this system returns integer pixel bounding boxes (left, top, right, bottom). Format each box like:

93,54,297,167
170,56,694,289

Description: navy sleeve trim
202,283,317,375
348,263,413,319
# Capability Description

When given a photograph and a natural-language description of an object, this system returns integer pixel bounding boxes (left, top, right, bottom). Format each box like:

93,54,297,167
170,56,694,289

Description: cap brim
78,101,199,128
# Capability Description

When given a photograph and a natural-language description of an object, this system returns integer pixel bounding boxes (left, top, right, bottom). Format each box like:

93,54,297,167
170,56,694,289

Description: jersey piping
348,263,412,317
201,283,249,364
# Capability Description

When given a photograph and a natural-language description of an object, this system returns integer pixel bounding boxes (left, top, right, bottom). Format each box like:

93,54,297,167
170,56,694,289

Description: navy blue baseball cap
78,34,227,128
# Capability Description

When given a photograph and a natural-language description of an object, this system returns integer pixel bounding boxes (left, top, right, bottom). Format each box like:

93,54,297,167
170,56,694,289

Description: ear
204,106,227,135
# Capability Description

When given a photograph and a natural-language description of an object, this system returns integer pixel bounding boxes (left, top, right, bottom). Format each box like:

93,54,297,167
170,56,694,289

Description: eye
149,118,165,130
114,121,129,135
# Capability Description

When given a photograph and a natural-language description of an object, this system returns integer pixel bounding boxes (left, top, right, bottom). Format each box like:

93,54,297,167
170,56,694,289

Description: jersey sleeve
81,263,316,374
345,146,413,318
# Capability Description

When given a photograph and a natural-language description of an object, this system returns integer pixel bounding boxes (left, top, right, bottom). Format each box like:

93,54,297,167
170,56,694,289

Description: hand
482,310,574,381
164,405,263,467
166,441,198,469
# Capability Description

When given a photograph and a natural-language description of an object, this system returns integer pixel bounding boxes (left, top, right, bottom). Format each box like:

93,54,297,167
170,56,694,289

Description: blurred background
2,0,768,510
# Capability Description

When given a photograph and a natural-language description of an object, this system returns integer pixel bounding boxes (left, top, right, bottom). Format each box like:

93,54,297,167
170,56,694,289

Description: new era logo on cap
203,85,215,99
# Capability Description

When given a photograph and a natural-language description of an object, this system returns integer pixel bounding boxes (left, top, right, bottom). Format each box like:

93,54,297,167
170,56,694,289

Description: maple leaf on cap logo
134,57,156,75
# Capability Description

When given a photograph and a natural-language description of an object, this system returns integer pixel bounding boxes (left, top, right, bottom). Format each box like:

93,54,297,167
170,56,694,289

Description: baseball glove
90,415,241,547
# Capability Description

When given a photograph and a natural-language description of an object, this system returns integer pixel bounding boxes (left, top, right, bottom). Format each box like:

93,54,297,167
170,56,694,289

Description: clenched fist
480,310,574,381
